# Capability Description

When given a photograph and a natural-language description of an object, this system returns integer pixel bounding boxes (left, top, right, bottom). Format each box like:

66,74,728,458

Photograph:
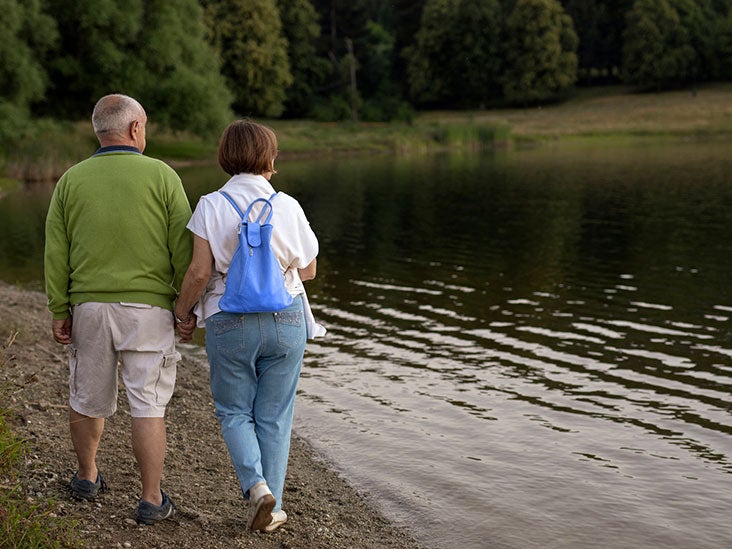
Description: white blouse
187,173,325,337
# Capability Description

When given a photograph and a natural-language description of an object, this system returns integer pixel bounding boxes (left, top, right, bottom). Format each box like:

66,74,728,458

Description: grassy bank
421,83,732,143
0,331,79,548
2,84,732,184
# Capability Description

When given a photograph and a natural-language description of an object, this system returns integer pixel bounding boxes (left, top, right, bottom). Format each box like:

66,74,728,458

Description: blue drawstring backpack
217,191,293,313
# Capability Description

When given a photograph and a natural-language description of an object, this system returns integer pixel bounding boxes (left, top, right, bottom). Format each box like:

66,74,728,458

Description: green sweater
44,149,193,320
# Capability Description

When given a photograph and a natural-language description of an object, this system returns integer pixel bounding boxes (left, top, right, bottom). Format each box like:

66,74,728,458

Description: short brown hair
218,119,278,176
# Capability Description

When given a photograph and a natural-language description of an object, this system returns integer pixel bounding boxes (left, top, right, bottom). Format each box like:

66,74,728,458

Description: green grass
268,117,512,157
0,177,20,193
0,331,80,548
420,82,732,142
3,84,732,183
143,127,217,161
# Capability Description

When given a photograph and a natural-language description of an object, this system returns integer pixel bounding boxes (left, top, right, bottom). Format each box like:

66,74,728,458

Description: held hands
175,313,197,343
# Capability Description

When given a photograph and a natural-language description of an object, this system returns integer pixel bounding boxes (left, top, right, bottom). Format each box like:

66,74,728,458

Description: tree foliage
670,0,717,82
717,5,732,79
4,0,732,134
0,0,57,111
561,0,633,81
276,0,329,117
406,0,503,107
44,0,145,117
502,0,578,104
621,0,695,88
0,0,57,138
136,0,232,135
41,0,230,135
204,0,293,118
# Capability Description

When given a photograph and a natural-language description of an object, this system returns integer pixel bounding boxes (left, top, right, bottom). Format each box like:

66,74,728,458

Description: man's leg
67,302,118,485
113,303,178,507
69,408,105,481
131,417,166,506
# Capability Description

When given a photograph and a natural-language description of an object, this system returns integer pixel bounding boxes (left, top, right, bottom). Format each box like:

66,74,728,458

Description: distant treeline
3,0,732,136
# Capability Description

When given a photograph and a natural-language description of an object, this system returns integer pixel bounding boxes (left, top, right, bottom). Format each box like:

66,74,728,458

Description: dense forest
3,0,732,136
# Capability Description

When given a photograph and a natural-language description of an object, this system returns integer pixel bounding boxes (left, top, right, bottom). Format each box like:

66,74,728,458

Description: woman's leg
206,313,264,497
255,297,307,510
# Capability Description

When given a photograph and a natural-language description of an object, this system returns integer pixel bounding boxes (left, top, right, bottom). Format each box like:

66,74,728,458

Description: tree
136,0,232,135
561,0,633,82
0,0,57,136
310,0,400,120
405,0,503,107
43,0,231,135
502,0,578,105
359,20,406,120
392,0,427,82
669,0,716,83
621,0,695,89
204,0,293,118
454,0,504,105
44,0,146,117
276,0,329,117
717,6,732,79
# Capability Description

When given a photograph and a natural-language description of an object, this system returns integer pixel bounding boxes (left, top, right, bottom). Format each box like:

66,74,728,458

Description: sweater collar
93,145,142,156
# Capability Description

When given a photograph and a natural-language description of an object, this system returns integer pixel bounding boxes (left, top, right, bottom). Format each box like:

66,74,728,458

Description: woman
174,119,323,533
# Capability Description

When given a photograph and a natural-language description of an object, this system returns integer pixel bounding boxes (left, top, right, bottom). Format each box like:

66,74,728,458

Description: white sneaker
264,510,288,533
247,483,276,531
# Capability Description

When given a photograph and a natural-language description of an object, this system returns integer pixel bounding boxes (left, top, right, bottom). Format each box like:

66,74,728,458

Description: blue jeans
205,295,306,511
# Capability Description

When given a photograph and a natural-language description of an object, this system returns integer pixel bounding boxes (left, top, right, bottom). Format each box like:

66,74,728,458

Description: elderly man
44,94,192,524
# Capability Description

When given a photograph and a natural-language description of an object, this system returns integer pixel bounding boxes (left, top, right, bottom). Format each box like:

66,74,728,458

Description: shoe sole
249,494,276,531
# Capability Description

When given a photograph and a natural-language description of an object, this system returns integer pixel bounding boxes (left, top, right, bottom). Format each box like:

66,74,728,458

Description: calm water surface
2,139,731,548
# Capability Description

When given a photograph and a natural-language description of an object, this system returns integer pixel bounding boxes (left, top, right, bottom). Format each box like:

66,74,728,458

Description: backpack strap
243,198,273,225
219,191,274,247
219,191,245,219
219,191,278,223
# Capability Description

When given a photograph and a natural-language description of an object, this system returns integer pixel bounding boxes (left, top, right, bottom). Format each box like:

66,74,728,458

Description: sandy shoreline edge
0,281,425,548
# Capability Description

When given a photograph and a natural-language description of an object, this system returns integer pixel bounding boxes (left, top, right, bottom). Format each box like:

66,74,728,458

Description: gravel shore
0,281,425,548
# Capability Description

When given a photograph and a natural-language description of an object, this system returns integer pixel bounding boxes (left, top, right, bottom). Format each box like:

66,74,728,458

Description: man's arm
44,180,72,322
167,175,193,292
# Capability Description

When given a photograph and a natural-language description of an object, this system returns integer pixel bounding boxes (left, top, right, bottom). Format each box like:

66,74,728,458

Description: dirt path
0,282,425,548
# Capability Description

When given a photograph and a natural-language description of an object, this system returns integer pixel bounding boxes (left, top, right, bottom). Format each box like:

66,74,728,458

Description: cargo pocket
68,346,79,396
155,351,180,404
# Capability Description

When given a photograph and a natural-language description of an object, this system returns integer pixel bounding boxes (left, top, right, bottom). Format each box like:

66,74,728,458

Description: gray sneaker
70,472,107,500
136,490,177,525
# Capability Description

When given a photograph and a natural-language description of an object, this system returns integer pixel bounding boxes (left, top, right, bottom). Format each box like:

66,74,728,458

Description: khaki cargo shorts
68,302,180,418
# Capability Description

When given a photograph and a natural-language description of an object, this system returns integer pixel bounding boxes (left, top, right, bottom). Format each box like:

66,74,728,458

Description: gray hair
92,94,145,136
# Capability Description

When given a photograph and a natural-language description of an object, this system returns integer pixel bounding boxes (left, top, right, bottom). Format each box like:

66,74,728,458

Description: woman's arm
174,235,214,341
298,258,317,281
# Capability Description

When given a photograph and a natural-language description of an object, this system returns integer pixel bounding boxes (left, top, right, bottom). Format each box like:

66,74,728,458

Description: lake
2,139,731,548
